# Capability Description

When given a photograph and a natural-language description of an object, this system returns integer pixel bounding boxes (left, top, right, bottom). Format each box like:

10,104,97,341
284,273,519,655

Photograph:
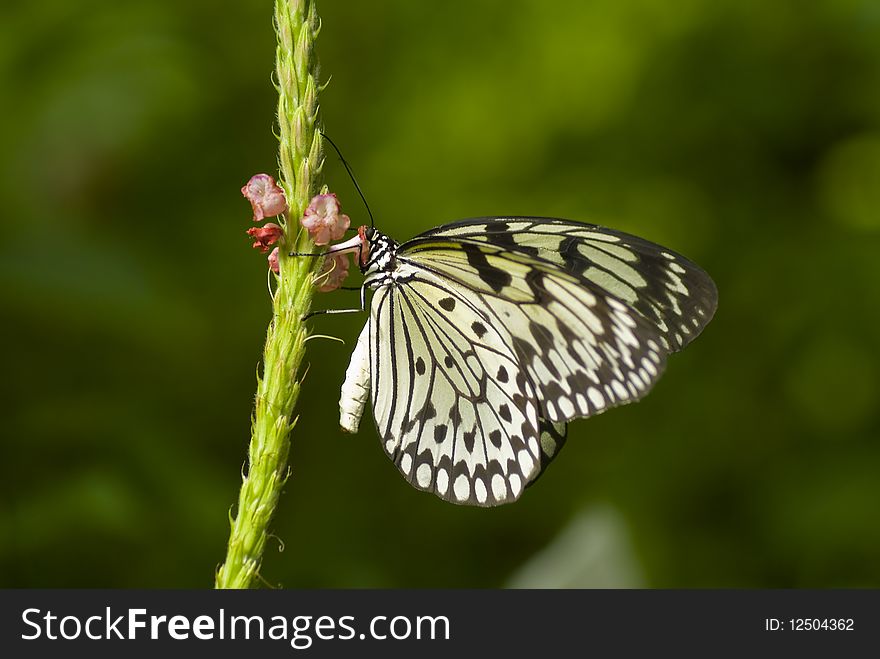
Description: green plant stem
215,0,323,589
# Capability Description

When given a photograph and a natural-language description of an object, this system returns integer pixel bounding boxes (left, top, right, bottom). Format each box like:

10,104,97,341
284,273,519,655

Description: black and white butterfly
327,217,717,506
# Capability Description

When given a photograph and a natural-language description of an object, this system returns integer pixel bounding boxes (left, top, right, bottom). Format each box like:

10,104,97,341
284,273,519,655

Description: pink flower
267,247,280,274
316,252,351,292
242,173,288,222
301,193,350,245
246,222,283,253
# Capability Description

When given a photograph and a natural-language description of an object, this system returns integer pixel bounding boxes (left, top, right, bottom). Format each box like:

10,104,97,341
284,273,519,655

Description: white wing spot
667,272,690,295
612,381,628,398
607,298,627,312
436,468,449,495
588,387,605,410
641,357,657,376
385,439,396,454
400,453,413,476
518,450,535,477
453,474,470,502
528,437,539,455
558,397,575,417
416,462,431,488
474,478,488,504
509,474,523,498
491,474,506,501
614,322,638,347
629,371,644,389
615,307,638,328
580,231,620,243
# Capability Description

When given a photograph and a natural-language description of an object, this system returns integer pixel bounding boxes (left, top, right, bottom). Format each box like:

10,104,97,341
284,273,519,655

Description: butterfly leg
302,283,367,320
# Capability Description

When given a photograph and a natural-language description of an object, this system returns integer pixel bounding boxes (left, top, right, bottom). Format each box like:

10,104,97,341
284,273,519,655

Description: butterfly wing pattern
339,217,717,506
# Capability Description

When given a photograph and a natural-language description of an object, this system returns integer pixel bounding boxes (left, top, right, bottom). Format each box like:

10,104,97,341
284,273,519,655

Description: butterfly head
358,225,398,276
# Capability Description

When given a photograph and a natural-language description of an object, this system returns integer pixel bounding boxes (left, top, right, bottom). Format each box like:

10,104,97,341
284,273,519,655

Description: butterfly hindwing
369,279,545,506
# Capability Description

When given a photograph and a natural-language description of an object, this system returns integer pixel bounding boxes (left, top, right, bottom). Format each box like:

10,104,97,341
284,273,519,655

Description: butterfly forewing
411,217,718,352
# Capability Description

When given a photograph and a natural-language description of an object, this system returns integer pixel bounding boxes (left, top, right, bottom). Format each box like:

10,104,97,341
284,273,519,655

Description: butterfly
328,217,717,506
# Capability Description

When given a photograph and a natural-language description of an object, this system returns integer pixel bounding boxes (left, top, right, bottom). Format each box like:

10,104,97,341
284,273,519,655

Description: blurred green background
2,0,879,588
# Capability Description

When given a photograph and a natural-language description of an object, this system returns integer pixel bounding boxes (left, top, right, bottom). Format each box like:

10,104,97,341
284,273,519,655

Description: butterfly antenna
320,130,375,228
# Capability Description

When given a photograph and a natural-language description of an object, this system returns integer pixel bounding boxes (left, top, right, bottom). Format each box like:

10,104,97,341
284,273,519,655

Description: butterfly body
337,217,717,506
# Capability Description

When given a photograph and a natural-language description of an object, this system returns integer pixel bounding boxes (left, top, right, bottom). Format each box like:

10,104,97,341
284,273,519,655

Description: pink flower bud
246,222,283,253
242,173,288,222
267,247,280,274
301,193,350,245
316,252,351,292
